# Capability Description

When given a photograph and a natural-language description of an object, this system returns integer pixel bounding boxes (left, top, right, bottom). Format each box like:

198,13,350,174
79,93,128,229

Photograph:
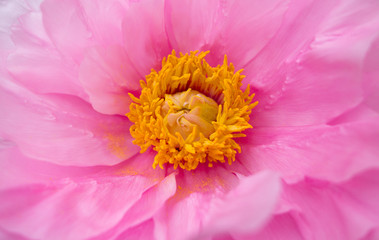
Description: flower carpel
162,89,218,140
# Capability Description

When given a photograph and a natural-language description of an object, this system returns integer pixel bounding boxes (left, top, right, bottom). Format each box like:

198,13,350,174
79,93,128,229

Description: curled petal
0,81,139,166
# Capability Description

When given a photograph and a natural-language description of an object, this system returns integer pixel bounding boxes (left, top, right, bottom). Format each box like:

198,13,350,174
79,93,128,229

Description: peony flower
1,0,379,239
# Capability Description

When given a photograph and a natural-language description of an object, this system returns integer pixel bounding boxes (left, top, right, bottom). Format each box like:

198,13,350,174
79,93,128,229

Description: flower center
127,51,257,171
162,89,218,140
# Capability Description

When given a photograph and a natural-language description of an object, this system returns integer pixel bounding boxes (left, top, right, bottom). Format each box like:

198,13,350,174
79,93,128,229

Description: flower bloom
1,0,379,239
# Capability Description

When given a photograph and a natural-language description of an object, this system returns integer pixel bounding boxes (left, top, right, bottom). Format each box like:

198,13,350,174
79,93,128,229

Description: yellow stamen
127,50,257,171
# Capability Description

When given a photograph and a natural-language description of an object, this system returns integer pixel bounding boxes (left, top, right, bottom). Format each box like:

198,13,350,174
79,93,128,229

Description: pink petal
200,171,281,238
91,174,176,239
6,11,88,100
79,0,128,46
363,228,379,240
250,51,363,126
239,118,379,183
41,0,94,63
0,144,160,190
222,0,290,68
80,45,141,115
41,0,130,55
122,0,171,77
0,227,28,240
114,219,155,240
273,170,379,240
154,192,214,240
0,81,139,166
363,36,379,113
0,0,37,58
245,0,379,127
244,0,339,79
233,212,304,240
154,167,239,240
0,174,157,240
0,144,91,190
164,0,221,54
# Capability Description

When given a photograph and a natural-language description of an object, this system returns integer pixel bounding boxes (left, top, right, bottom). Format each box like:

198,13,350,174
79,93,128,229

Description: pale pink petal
239,118,379,183
0,143,148,190
199,171,281,238
6,11,88,100
0,144,93,189
41,0,130,54
79,0,128,46
222,0,290,68
250,51,363,126
244,0,340,78
0,175,157,240
154,167,239,240
0,0,39,58
91,174,176,240
122,0,171,77
164,0,221,54
0,81,139,166
79,45,141,115
41,0,94,63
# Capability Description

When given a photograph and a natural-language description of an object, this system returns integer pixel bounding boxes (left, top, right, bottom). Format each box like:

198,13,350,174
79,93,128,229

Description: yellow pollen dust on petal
127,50,258,171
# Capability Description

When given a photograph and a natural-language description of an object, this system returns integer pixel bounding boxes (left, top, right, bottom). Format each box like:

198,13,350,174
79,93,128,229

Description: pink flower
1,0,379,239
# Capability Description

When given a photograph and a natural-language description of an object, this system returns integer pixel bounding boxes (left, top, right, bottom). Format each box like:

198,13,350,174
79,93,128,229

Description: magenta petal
0,227,28,240
80,45,141,115
200,171,281,237
274,170,379,239
363,228,379,240
246,170,379,239
0,175,157,240
114,220,155,240
240,119,379,183
0,82,139,166
363,36,379,113
240,212,304,240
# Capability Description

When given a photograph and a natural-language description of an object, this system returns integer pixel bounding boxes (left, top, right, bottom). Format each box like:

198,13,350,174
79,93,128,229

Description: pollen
127,50,258,171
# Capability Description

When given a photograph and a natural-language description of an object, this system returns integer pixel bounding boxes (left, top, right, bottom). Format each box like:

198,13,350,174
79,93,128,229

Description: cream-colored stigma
162,89,218,140
127,50,257,171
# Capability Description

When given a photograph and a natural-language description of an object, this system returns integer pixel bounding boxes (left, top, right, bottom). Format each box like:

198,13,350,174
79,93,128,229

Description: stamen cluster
127,51,257,170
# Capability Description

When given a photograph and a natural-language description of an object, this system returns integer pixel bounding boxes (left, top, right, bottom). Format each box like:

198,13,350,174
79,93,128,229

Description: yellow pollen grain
127,50,257,171
105,133,129,159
